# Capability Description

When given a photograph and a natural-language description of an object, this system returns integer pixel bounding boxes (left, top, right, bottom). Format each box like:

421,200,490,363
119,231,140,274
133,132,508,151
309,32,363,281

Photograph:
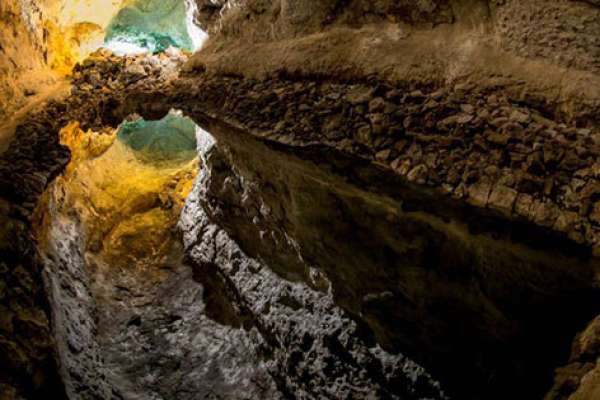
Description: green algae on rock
105,0,195,53
117,111,197,161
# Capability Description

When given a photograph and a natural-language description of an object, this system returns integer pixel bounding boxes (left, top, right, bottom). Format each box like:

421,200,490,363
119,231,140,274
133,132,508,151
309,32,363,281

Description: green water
117,113,197,161
105,0,194,53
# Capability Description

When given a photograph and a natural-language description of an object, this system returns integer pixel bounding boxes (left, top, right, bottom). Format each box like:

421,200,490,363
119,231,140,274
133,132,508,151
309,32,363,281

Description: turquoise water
117,113,197,161
105,0,194,53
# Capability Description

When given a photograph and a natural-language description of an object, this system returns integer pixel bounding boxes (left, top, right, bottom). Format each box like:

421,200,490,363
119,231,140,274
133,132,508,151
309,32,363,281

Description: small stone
460,104,475,114
407,164,428,184
490,117,509,128
368,97,386,113
346,86,374,104
390,157,402,170
457,114,474,124
510,109,530,124
408,90,425,100
515,194,533,218
375,149,392,162
554,211,580,233
486,130,509,145
355,125,372,146
532,201,560,227
424,99,438,109
477,108,490,120
467,181,492,207
488,185,518,214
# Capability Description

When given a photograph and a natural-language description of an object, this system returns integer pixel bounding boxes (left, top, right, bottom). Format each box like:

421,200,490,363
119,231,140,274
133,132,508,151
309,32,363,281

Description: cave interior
0,1,599,400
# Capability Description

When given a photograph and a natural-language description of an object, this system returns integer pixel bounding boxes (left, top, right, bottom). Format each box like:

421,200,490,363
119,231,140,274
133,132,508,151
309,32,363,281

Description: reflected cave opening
35,110,281,399
34,111,216,399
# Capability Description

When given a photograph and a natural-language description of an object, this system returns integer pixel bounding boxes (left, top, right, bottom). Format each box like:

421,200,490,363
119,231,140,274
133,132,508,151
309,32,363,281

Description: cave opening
104,0,207,55
39,109,203,264
46,0,207,74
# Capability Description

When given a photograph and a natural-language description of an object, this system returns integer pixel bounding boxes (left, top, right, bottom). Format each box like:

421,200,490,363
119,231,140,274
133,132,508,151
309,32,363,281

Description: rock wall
0,3,70,393
172,0,600,398
174,114,600,400
0,51,184,400
179,123,447,399
38,191,116,400
0,198,66,400
0,0,54,122
195,0,458,39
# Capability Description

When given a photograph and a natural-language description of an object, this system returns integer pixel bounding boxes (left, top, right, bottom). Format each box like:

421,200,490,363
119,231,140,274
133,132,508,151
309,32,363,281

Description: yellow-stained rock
37,120,198,268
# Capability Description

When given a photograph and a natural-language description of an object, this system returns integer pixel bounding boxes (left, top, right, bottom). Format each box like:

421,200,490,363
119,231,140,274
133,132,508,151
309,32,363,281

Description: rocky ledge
157,71,600,256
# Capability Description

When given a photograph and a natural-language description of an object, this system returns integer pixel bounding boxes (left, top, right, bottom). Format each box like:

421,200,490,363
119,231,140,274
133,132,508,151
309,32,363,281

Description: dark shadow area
182,114,600,400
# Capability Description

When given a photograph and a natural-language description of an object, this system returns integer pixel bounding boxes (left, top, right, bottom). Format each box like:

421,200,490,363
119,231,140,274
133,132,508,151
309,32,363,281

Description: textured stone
467,181,492,207
488,185,518,214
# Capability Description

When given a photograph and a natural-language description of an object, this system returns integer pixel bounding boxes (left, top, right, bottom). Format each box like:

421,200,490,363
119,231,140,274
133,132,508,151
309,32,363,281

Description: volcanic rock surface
0,1,600,400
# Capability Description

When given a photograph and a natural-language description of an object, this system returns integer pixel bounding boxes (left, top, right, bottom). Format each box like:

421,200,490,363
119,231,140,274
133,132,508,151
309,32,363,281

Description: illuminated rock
45,0,127,74
105,0,196,53
117,111,198,162
45,116,199,262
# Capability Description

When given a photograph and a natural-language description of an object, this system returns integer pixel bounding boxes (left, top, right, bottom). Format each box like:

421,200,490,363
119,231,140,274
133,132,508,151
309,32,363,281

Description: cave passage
3,1,600,399
36,112,235,398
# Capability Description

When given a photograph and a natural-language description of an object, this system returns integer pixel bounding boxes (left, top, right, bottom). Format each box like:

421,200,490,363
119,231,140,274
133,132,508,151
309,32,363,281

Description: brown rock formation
0,1,599,399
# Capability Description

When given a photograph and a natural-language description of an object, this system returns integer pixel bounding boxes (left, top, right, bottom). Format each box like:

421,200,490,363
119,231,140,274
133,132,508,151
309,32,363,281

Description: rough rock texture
1,1,600,399
0,50,184,400
195,0,457,39
39,196,116,400
36,154,280,399
0,0,57,123
547,316,600,400
173,115,600,400
0,198,66,400
160,72,600,255
179,126,446,399
492,0,600,74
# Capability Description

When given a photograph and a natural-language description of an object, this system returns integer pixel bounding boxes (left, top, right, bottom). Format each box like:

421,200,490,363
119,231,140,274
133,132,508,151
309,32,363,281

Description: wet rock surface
180,127,447,399
0,0,600,398
154,72,600,256
178,117,600,400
